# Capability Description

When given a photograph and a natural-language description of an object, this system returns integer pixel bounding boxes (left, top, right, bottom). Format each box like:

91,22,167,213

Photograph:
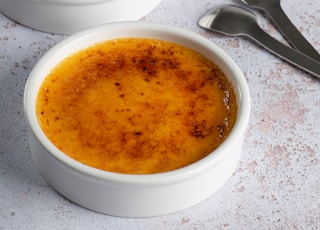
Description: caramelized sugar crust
36,38,237,174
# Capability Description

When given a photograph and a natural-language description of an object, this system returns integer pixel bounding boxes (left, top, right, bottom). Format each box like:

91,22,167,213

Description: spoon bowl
199,5,258,36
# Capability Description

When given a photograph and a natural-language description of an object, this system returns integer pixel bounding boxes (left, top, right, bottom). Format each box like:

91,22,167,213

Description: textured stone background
1,0,320,229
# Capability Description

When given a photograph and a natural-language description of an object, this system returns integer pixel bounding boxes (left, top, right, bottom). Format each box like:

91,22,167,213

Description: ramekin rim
24,21,251,185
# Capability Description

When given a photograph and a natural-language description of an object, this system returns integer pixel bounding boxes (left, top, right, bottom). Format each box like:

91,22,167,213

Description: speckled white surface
1,0,320,229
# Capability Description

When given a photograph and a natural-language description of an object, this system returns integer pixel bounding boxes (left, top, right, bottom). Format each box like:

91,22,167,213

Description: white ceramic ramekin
24,22,251,217
0,0,162,34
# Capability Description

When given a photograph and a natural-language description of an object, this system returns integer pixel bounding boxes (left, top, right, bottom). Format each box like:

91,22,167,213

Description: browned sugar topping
36,38,237,174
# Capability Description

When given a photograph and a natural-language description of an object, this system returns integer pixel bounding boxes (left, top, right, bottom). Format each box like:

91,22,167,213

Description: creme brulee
36,38,237,174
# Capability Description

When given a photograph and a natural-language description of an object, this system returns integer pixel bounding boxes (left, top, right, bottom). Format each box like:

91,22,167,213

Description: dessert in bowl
24,22,250,217
0,0,162,34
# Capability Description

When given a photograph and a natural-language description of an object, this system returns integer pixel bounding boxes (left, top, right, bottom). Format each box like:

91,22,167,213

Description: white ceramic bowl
0,0,162,34
24,22,251,217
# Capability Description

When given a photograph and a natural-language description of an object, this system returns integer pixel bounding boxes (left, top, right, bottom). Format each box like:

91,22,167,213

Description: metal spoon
198,5,320,79
241,0,320,62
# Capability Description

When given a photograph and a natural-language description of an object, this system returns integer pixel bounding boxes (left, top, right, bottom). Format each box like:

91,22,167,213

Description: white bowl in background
24,22,251,217
0,0,162,34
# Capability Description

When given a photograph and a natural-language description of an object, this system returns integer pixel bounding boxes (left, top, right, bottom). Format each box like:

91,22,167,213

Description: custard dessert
36,38,237,174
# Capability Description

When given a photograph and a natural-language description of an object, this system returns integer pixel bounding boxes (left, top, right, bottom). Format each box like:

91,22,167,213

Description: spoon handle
246,24,320,79
250,0,320,62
